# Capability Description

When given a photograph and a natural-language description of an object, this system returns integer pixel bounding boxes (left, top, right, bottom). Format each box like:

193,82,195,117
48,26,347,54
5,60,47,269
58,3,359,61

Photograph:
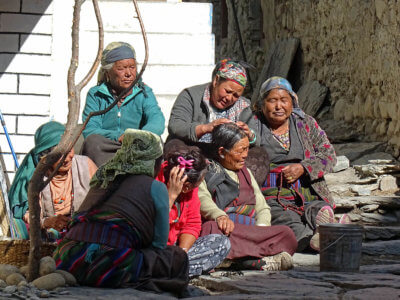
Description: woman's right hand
168,166,187,208
196,118,232,138
216,215,235,236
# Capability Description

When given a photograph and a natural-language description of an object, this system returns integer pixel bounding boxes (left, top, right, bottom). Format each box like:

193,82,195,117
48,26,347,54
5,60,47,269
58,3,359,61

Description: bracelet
249,129,256,144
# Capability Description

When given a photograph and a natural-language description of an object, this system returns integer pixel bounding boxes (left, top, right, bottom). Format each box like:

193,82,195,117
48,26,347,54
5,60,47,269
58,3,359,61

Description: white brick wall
0,74,18,93
1,115,16,134
17,115,50,134
0,0,20,12
22,0,53,14
0,34,19,52
20,34,52,54
0,13,52,34
0,134,34,154
19,74,50,94
0,94,50,115
0,53,51,74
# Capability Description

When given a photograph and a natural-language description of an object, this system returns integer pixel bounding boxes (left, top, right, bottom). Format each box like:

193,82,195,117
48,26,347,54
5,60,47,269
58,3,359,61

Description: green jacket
82,82,165,141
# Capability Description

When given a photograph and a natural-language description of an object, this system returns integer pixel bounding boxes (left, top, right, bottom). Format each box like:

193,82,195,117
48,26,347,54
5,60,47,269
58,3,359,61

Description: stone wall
213,0,400,157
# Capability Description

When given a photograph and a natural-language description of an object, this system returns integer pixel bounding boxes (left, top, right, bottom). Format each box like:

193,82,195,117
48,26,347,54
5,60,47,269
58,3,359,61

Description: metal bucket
319,223,363,272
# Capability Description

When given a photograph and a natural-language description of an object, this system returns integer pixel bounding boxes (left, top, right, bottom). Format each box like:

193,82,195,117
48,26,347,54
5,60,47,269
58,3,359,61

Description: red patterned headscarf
213,59,247,87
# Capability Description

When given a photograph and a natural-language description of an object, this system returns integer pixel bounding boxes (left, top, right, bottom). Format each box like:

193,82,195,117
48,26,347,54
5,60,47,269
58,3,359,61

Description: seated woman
250,76,348,252
166,58,255,155
199,123,297,271
54,129,188,293
156,145,231,277
8,121,97,240
81,41,165,166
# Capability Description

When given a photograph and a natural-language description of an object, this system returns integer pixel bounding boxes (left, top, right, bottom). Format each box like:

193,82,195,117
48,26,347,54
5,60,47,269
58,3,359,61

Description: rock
352,152,395,165
0,264,20,281
354,164,400,177
250,38,300,105
350,185,372,196
343,287,400,300
19,266,28,278
32,273,65,291
333,196,400,209
328,184,352,195
360,204,379,212
333,155,350,172
379,175,398,191
3,285,16,293
6,273,26,286
361,264,400,275
361,212,398,224
39,257,56,277
333,142,386,163
17,280,27,287
17,285,28,293
362,240,400,256
347,213,362,222
297,81,328,117
0,279,6,288
54,270,77,286
364,226,400,240
39,290,50,298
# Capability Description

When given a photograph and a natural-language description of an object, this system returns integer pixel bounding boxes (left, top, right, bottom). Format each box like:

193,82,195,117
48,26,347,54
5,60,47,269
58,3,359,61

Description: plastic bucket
319,223,363,272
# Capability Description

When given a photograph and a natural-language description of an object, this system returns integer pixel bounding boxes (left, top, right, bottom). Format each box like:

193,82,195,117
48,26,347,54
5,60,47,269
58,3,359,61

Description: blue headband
104,45,135,64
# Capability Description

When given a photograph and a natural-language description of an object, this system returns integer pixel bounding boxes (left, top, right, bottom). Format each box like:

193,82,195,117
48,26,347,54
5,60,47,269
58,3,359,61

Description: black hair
164,146,207,185
211,123,247,152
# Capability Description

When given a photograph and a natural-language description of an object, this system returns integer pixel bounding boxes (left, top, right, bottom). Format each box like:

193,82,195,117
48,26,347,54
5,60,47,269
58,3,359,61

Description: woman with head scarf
8,121,97,239
54,129,189,293
199,123,297,271
81,41,165,166
166,58,256,155
250,77,349,252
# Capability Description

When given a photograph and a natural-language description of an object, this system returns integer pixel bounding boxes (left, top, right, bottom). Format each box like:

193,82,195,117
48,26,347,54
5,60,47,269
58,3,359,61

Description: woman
81,41,165,166
54,129,188,292
8,121,97,240
199,123,297,271
166,58,255,154
156,146,230,277
251,76,346,252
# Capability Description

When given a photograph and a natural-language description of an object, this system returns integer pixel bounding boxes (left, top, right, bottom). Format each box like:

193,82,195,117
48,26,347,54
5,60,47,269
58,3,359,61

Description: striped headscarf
213,59,247,87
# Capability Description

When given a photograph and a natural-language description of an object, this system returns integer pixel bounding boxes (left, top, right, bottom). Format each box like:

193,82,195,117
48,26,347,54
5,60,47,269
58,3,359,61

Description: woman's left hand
236,121,254,140
282,163,305,184
168,166,187,208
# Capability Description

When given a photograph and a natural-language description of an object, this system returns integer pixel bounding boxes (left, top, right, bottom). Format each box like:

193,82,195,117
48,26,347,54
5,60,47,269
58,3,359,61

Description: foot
261,252,293,271
315,206,335,226
339,214,351,224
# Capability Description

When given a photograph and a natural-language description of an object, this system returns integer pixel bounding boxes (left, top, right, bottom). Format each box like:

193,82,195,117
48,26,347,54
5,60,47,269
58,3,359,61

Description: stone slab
363,226,400,240
333,196,400,209
333,142,386,163
332,155,350,173
352,152,395,165
343,287,400,300
362,240,400,256
360,212,398,224
297,81,328,117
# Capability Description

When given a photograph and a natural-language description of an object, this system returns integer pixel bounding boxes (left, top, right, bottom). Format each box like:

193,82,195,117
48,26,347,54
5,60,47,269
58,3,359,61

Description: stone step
363,226,400,240
362,239,400,256
333,196,400,209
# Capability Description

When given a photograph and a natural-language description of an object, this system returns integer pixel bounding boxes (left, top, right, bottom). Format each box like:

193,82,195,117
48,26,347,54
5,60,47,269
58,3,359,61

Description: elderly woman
199,123,297,271
54,129,188,292
156,145,230,277
166,59,255,154
250,76,345,252
8,121,97,240
81,41,165,166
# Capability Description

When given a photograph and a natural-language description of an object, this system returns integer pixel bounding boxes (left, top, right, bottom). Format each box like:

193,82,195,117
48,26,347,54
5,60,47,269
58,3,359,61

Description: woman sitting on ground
8,121,97,240
250,76,349,252
166,58,255,155
81,41,165,166
199,123,297,271
156,146,231,277
54,129,188,293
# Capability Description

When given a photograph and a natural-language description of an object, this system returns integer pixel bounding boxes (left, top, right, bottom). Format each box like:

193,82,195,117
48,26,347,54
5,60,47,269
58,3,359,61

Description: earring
220,154,225,159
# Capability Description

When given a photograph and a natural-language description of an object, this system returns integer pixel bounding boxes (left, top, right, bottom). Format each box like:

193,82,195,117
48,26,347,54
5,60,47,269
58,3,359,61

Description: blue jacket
82,82,165,141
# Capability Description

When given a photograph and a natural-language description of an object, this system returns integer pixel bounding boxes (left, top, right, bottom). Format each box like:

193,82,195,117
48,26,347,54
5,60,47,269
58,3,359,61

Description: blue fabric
150,181,169,249
104,45,136,64
82,83,165,141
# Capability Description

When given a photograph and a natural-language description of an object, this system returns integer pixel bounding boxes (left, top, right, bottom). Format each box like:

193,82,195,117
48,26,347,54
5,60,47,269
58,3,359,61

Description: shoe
310,232,320,251
339,214,351,224
261,252,293,271
216,259,233,269
315,206,335,226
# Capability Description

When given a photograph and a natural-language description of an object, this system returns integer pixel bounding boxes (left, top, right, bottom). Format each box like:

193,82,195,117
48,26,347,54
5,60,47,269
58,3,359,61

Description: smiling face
262,88,293,128
219,137,249,171
210,77,245,110
107,58,137,93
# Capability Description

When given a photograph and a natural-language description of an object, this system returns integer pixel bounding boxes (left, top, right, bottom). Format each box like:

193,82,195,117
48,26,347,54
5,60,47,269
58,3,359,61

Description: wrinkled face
52,149,74,173
107,58,137,92
219,137,249,171
210,77,244,110
262,88,293,127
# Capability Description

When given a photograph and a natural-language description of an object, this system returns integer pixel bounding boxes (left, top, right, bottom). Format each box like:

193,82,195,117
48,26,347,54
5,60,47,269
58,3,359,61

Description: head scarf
258,76,304,118
8,121,65,219
91,129,163,189
213,58,247,87
97,42,136,85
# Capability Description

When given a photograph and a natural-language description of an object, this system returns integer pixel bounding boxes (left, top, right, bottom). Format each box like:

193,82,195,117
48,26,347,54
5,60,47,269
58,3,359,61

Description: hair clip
177,156,194,170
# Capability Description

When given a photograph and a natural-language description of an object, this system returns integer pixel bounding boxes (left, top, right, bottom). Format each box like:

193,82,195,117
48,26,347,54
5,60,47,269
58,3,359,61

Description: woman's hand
236,121,254,140
216,215,235,236
196,118,231,138
282,163,305,184
168,166,187,208
42,215,70,231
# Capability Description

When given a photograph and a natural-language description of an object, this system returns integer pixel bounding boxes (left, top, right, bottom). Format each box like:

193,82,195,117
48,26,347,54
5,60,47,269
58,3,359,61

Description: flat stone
350,185,374,196
362,240,400,256
361,212,398,224
379,175,398,191
333,142,386,163
352,152,395,165
360,264,400,275
292,253,319,267
333,196,400,209
343,287,400,300
250,38,300,105
360,204,379,212
332,155,350,173
364,226,400,240
354,164,400,177
3,285,16,293
297,81,328,117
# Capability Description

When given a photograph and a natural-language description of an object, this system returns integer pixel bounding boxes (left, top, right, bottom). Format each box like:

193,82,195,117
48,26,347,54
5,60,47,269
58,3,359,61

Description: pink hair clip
177,156,194,170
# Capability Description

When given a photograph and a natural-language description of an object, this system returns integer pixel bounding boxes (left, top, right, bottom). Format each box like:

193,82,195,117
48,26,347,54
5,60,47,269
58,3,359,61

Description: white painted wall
0,0,214,182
